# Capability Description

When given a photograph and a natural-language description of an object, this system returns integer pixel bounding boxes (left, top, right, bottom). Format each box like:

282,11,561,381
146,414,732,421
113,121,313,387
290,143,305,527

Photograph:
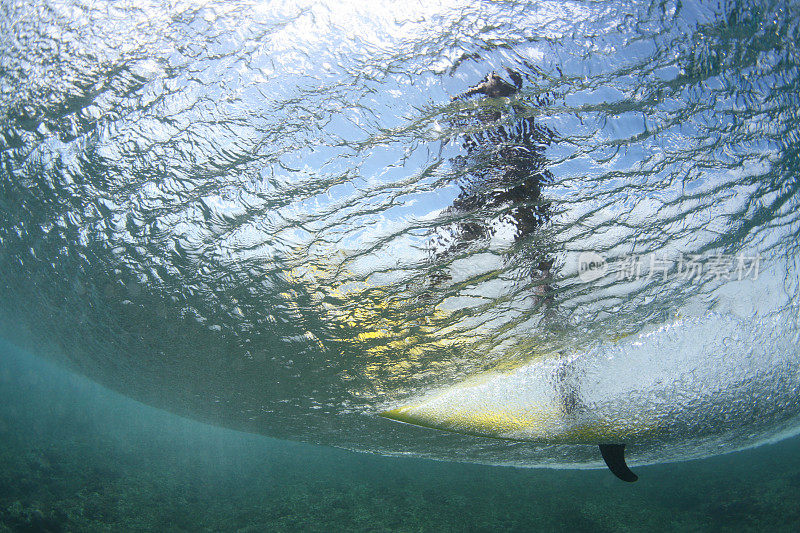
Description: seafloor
1,342,799,532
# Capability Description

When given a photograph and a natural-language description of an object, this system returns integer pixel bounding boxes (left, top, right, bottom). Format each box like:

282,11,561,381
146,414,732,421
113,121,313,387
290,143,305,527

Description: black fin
599,444,638,482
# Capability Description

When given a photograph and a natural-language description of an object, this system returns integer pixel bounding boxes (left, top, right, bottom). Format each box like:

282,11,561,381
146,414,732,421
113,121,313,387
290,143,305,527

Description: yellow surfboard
378,342,676,483
379,357,662,446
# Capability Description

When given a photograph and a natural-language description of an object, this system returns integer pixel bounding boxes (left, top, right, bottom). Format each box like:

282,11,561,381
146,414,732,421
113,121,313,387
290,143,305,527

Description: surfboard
378,336,676,482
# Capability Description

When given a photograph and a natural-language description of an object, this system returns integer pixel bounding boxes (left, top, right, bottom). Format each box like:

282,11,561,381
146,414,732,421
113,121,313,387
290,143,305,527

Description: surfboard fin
599,444,638,482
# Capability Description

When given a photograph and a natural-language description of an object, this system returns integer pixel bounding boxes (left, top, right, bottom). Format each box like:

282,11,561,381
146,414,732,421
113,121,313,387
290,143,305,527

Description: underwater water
3,340,800,532
2,0,800,528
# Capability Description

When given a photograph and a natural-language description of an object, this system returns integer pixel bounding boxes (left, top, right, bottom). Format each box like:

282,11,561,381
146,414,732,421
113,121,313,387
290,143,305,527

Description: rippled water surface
1,0,799,467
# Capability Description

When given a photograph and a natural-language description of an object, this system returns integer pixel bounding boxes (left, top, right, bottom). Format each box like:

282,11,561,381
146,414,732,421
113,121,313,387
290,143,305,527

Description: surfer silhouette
452,70,519,99
430,69,554,287
433,70,637,482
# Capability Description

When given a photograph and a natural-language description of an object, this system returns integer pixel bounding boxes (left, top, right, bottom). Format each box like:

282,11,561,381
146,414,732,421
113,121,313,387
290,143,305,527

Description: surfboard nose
378,406,417,424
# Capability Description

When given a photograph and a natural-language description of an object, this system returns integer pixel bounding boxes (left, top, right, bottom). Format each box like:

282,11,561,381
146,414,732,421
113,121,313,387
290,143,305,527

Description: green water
2,340,799,532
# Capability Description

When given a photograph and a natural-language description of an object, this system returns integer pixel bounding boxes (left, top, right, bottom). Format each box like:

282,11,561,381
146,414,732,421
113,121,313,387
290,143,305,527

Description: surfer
429,68,554,288
432,70,638,482
451,70,519,99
